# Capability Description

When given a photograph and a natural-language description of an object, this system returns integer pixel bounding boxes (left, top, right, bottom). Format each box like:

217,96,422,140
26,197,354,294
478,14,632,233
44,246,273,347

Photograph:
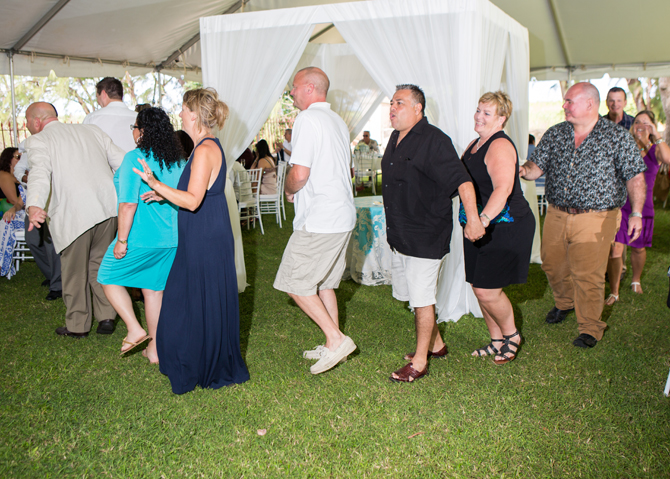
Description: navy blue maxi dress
157,137,249,394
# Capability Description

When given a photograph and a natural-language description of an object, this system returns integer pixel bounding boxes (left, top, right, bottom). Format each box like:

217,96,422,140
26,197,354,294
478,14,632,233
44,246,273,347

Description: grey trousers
24,215,62,291
60,218,118,333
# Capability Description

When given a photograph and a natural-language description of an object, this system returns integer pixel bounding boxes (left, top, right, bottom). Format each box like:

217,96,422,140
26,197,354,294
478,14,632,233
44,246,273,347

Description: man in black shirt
383,84,484,383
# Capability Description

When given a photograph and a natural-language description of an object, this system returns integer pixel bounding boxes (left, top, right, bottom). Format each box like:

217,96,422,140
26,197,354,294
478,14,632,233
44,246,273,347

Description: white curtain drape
200,0,533,319
294,43,385,141
200,9,318,292
502,29,542,264
327,0,530,321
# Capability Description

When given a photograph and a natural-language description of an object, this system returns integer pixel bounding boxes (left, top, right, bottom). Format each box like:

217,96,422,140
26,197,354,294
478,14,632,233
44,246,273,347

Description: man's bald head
563,82,600,126
25,102,59,134
290,67,331,110
298,67,330,95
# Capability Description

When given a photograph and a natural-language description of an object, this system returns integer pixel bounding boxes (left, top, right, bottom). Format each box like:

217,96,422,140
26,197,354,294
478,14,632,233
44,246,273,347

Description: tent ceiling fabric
1,0,668,80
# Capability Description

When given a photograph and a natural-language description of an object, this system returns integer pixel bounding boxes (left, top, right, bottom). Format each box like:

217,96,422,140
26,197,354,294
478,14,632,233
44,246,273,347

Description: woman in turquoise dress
98,107,185,362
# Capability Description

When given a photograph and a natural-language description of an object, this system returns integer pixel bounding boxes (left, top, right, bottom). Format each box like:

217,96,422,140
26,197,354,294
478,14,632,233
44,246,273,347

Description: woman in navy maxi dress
135,88,249,394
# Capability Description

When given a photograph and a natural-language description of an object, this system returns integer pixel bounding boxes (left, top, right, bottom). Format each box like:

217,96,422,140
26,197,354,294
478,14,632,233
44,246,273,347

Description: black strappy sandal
494,331,522,365
472,339,503,357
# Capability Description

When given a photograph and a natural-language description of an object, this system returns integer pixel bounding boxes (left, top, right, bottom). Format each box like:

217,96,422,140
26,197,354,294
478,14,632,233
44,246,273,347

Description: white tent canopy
200,0,535,321
1,0,669,81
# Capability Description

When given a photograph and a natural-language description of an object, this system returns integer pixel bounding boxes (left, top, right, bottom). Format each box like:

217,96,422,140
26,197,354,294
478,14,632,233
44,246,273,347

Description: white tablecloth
344,195,482,322
344,196,392,286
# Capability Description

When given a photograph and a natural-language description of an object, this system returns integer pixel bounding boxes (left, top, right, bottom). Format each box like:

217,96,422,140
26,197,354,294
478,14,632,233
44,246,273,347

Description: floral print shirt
530,117,646,210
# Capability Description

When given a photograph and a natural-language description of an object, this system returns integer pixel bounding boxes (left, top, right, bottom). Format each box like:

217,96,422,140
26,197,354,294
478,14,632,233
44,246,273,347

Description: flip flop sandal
605,293,619,305
120,335,151,356
390,362,429,383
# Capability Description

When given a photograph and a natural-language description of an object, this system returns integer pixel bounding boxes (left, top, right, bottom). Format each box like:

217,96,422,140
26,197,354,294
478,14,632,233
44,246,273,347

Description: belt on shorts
551,205,615,215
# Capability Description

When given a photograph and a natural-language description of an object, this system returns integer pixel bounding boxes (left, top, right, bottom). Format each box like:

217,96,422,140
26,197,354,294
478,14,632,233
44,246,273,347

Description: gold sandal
120,335,151,356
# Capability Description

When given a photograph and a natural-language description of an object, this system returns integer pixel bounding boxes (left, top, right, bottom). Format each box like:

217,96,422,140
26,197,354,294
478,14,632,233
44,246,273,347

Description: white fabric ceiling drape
294,43,385,141
328,0,530,321
200,8,318,292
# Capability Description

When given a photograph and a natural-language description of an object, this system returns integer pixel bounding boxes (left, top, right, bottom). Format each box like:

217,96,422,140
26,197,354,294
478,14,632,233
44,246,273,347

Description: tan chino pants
540,206,621,340
60,218,118,333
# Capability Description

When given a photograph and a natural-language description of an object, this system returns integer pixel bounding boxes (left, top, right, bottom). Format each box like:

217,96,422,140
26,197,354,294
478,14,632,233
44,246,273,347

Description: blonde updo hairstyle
182,87,229,132
478,91,513,128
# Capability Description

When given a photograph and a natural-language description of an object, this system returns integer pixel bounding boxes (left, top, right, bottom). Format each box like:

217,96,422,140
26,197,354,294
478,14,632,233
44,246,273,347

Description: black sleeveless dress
157,137,249,394
461,131,535,289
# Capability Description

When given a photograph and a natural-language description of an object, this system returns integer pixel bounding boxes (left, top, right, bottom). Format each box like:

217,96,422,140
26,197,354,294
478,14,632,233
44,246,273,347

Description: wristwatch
118,239,128,244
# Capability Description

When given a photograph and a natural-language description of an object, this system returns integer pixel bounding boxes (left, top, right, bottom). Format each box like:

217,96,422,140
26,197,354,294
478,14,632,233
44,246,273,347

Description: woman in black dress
461,91,535,364
135,88,249,393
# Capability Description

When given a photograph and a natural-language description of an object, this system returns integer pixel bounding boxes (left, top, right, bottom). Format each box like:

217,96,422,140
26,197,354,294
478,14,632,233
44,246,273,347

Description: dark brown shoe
404,344,448,361
55,327,88,338
390,362,429,383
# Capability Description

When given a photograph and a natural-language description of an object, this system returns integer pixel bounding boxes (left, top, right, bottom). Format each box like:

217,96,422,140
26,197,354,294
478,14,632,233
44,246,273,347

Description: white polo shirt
282,140,292,162
83,101,137,153
290,102,355,234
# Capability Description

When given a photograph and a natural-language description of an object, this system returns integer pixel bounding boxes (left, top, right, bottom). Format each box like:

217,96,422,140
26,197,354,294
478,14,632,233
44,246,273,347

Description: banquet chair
259,162,286,227
353,152,376,196
535,175,548,215
10,229,33,278
236,168,264,234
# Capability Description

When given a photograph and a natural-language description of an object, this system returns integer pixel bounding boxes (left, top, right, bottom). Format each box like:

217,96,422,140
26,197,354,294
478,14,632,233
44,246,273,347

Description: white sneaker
303,344,347,364
310,336,357,375
303,345,326,360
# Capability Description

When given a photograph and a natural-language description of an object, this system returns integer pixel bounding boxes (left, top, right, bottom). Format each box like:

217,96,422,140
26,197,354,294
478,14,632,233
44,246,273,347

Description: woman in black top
460,91,535,364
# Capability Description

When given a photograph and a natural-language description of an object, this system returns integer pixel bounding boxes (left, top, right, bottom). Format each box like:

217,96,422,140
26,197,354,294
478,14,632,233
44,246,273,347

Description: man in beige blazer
25,102,125,338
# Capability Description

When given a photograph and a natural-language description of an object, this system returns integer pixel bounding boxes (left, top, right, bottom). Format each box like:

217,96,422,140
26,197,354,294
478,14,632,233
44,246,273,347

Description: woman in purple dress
606,110,670,304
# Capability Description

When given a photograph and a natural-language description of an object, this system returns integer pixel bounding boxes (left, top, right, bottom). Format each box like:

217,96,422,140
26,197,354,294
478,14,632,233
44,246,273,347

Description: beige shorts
391,250,444,308
274,229,352,296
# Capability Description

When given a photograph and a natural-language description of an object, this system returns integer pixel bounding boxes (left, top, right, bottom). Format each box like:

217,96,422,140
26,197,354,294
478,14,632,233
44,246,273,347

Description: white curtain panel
327,0,528,321
294,43,385,141
200,8,318,292
502,29,542,264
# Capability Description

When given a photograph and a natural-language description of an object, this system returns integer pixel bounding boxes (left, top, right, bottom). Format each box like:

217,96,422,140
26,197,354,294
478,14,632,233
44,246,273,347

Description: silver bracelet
655,138,665,145
629,212,643,218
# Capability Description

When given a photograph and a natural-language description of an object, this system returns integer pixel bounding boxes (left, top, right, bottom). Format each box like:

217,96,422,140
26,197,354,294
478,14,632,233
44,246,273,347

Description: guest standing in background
461,92,534,364
0,147,26,278
135,88,249,394
98,108,186,362
606,110,670,303
83,77,137,153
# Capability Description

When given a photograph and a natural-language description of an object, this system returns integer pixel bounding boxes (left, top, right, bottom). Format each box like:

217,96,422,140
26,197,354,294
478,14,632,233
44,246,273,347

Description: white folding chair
259,162,286,227
10,229,32,278
353,151,376,196
236,168,264,234
535,175,548,215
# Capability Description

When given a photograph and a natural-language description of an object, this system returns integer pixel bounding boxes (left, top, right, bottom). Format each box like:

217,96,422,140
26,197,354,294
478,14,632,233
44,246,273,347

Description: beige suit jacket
25,121,125,253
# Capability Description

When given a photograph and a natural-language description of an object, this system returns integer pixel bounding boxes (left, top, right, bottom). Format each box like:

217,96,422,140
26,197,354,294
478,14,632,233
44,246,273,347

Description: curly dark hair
0,147,18,173
136,108,183,172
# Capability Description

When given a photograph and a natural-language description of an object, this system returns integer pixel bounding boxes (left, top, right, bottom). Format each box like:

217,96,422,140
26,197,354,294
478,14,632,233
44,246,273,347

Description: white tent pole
8,52,19,146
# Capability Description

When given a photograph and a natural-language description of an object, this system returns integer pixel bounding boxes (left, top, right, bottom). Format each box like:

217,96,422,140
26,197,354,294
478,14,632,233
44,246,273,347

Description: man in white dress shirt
273,67,357,375
83,77,137,152
25,102,125,338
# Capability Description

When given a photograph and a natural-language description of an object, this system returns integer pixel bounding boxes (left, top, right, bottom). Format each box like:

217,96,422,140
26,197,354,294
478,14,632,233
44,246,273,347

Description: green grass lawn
1,198,669,478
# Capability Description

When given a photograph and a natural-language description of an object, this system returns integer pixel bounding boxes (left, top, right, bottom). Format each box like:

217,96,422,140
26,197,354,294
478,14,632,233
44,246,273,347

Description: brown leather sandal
404,344,448,361
390,362,429,383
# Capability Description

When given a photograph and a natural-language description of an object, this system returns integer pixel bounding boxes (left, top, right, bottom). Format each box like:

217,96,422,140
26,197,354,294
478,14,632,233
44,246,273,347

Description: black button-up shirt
530,117,646,210
382,117,472,259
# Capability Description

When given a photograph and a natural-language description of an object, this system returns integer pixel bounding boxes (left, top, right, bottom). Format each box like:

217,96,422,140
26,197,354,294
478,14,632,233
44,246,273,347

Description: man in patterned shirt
520,82,646,348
